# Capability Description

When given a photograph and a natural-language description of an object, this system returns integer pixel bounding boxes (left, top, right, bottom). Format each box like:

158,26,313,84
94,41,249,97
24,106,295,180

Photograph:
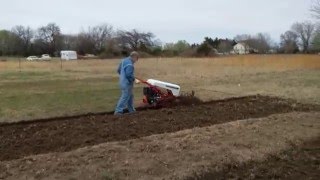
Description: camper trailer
60,51,77,60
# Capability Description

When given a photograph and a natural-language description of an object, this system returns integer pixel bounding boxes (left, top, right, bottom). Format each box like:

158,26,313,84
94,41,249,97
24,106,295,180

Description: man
114,51,139,115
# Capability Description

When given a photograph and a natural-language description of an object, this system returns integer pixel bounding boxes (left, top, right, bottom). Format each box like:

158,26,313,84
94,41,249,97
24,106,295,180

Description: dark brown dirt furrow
0,95,318,161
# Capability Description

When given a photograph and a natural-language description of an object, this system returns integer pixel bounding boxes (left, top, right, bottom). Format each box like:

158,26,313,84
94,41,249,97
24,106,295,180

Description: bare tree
310,0,320,51
88,24,113,53
75,24,113,54
311,0,320,19
311,26,320,51
37,23,62,55
217,39,233,54
61,34,78,50
255,33,272,53
163,40,190,55
0,30,17,55
280,31,299,53
291,21,316,52
117,29,155,51
76,32,95,55
104,38,122,56
11,25,34,56
234,34,252,42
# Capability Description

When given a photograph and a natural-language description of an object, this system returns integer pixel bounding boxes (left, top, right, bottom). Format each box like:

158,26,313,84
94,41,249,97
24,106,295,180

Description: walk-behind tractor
135,78,181,108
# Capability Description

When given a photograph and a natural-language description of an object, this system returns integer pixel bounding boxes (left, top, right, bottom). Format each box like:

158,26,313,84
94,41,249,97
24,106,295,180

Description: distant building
268,49,277,54
233,43,250,55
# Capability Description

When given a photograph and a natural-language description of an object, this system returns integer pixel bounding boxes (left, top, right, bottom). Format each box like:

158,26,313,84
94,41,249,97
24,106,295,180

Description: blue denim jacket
117,57,135,89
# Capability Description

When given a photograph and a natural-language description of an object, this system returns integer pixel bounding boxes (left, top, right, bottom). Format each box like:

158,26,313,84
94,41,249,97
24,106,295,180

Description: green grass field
0,55,319,122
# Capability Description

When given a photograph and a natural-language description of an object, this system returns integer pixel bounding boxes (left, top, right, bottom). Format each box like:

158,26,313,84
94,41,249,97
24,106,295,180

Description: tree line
0,23,161,57
279,21,319,53
280,0,319,53
0,1,319,58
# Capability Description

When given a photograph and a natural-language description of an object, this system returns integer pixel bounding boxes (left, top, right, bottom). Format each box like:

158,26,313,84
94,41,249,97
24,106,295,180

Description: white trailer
61,51,77,60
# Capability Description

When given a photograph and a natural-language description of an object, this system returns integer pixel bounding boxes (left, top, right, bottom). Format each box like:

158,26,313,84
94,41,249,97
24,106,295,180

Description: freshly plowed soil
0,95,319,161
189,138,320,180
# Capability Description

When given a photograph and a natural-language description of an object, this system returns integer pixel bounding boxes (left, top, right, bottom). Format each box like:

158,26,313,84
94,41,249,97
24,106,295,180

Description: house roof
235,42,247,46
234,42,251,48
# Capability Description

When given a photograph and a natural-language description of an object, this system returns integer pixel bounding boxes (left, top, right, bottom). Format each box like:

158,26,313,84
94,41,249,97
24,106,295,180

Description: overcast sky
0,0,314,43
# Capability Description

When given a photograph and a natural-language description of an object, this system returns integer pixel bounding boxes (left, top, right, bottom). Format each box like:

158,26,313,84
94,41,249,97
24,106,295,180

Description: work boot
128,110,137,114
114,112,123,116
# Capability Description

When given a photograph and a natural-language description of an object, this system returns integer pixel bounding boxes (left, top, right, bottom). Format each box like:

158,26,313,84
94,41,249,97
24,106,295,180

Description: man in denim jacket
114,51,139,115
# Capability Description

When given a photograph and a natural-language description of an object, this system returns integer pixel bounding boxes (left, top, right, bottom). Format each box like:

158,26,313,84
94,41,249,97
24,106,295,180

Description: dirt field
1,111,319,180
188,138,320,180
1,95,318,162
1,95,320,179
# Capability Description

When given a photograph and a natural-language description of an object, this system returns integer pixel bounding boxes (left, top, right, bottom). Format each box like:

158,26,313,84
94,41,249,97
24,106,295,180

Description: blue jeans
115,86,135,114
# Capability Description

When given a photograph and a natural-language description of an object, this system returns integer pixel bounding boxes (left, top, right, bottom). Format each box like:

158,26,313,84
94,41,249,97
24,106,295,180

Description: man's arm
124,65,135,84
117,62,122,74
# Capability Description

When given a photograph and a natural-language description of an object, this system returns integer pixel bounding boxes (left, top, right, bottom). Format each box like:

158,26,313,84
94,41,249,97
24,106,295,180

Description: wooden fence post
19,58,21,72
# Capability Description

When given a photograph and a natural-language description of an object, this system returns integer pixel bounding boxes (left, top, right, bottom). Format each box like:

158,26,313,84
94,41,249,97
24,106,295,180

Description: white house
60,51,77,60
233,43,250,55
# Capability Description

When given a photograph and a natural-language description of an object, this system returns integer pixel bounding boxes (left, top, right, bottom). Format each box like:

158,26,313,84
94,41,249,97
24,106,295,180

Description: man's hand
135,79,141,84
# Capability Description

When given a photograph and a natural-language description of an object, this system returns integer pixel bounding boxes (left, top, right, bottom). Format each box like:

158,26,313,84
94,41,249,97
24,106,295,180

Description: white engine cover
146,79,180,97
